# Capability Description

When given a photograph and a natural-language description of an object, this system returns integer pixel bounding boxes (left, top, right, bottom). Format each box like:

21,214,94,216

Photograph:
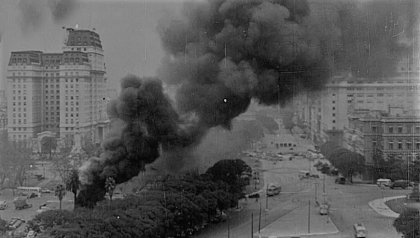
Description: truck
13,197,32,210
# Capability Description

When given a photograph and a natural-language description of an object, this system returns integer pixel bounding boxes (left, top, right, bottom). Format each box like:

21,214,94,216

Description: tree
64,169,80,209
320,141,340,159
327,148,365,183
55,184,67,210
394,208,420,238
41,136,57,160
105,177,116,205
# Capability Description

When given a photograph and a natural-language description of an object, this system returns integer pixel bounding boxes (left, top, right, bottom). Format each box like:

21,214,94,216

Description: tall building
6,28,109,148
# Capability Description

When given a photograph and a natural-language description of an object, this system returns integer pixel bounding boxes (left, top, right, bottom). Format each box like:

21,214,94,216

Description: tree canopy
327,148,365,182
394,208,420,238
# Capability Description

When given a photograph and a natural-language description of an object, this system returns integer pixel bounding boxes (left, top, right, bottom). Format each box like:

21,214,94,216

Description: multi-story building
344,108,420,179
295,57,420,147
6,28,109,149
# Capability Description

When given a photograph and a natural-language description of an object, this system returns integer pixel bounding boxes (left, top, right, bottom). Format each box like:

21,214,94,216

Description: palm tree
105,177,116,206
64,169,80,209
55,184,67,210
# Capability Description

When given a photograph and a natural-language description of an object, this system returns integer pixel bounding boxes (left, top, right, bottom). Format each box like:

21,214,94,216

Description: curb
368,195,406,218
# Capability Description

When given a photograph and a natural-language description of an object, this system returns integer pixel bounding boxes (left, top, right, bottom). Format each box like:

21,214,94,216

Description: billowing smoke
78,0,333,206
77,0,418,206
77,76,206,207
17,0,79,32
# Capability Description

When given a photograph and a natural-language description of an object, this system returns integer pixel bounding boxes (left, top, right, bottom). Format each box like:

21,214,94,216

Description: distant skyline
0,0,184,91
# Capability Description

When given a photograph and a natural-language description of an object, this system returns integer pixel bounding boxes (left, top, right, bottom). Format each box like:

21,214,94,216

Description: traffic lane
195,158,317,238
328,181,409,238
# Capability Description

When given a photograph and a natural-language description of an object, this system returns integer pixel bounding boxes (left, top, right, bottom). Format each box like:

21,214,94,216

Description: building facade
295,57,420,147
6,28,109,149
345,109,420,168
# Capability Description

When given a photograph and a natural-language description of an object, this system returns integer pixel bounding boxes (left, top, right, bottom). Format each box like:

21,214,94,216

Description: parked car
376,178,392,187
330,169,339,176
390,180,409,189
335,177,346,184
267,184,281,196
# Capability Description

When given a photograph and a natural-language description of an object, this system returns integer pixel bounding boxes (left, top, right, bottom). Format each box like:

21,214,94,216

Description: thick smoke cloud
78,0,333,206
77,76,205,207
77,0,419,206
18,0,44,31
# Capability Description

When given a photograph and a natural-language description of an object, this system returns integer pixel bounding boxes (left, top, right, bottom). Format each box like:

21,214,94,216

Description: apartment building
6,28,109,148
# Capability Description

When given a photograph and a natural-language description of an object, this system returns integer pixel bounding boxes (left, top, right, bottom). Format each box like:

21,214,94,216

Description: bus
16,187,41,198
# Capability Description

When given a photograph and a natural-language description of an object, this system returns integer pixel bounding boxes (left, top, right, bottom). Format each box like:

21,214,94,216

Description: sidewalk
368,195,406,218
254,202,339,238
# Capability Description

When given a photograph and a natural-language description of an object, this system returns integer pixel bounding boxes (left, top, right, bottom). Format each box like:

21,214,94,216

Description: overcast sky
0,0,184,91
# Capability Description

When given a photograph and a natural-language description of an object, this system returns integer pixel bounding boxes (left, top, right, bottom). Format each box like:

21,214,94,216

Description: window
407,142,412,150
389,142,394,150
332,113,335,117
372,140,377,147
398,142,402,150
416,142,420,150
372,126,377,133
398,127,403,133
332,101,335,104
332,120,336,123
388,127,394,133
416,126,420,134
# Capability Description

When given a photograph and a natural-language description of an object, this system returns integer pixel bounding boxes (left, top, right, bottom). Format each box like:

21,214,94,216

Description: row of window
385,141,420,150
371,126,420,134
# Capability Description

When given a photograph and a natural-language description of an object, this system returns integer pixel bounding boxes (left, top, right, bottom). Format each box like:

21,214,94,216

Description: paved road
195,118,409,238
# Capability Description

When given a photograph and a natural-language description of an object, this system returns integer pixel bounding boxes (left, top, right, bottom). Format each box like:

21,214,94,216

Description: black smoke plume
77,76,205,207
77,0,418,206
78,0,333,206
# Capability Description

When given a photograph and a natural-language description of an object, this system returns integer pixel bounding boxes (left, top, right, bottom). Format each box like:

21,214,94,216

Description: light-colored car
353,223,367,238
319,204,329,215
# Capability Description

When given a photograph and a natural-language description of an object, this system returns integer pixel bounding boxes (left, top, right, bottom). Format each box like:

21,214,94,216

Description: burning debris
77,0,418,206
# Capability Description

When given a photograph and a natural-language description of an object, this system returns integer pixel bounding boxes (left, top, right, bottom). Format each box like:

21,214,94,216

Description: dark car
335,177,346,184
390,180,409,189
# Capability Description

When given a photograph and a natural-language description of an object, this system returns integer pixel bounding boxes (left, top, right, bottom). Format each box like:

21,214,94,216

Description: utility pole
251,213,254,238
308,200,311,233
265,183,269,210
227,216,230,238
314,183,318,203
323,174,326,203
258,202,262,233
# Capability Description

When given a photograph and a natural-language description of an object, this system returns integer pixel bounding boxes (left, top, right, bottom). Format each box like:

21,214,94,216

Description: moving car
319,203,329,215
390,180,409,189
353,223,367,238
267,184,281,196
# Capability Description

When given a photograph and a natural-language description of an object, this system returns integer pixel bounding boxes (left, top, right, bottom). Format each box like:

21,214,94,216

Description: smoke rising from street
77,0,418,206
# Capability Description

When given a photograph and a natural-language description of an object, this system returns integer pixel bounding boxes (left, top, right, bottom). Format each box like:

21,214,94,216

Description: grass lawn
386,197,420,214
385,197,409,214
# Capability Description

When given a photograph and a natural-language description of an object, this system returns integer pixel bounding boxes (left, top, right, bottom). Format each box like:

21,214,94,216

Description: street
195,123,409,238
